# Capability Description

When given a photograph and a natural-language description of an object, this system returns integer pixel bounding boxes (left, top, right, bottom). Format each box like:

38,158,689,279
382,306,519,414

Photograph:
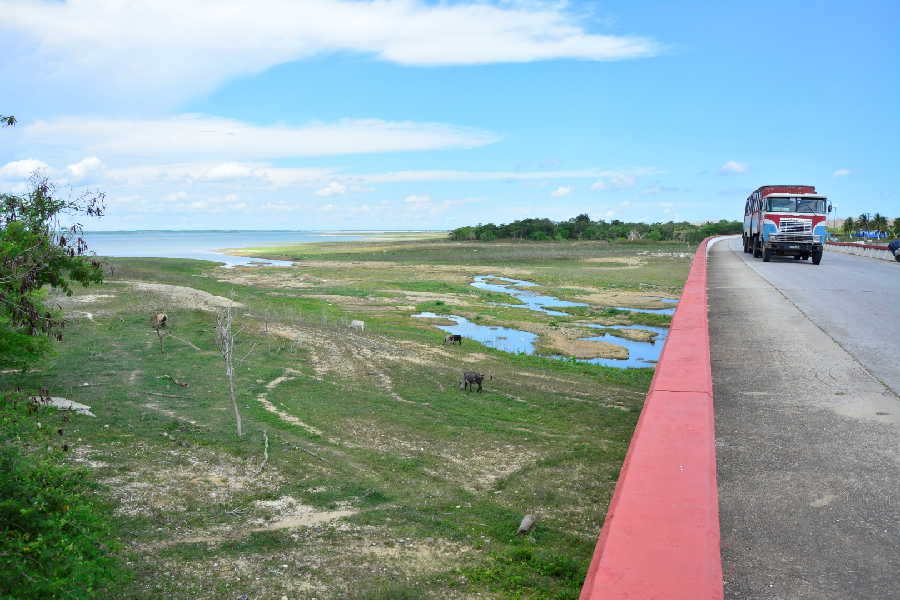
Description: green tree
842,216,855,236
871,213,888,233
857,213,871,231
0,175,105,369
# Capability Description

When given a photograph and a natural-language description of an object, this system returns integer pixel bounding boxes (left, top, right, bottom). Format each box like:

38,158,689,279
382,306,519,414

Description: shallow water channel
413,275,678,368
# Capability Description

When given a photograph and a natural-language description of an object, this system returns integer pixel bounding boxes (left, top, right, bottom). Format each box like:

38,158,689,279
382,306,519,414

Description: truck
742,185,831,264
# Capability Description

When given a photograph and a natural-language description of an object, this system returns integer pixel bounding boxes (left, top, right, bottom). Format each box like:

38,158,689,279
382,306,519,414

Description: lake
81,230,408,267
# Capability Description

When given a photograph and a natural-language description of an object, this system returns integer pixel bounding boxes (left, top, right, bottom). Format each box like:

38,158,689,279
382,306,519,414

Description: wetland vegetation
3,236,694,599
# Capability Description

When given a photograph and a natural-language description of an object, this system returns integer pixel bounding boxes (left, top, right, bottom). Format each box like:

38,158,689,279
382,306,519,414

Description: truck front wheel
762,244,771,262
812,250,823,265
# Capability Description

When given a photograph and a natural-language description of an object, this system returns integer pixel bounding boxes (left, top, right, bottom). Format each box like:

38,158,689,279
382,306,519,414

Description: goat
150,313,167,330
349,319,365,332
460,371,491,392
442,334,463,345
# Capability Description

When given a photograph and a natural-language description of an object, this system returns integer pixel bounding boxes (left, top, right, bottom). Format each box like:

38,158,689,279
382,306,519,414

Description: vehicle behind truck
742,185,831,264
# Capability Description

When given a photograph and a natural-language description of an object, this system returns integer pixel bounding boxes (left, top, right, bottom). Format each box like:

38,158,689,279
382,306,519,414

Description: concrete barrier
826,241,897,262
580,237,723,600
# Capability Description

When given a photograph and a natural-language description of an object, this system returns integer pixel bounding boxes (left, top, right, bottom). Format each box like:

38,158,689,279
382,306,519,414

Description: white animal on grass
349,319,365,332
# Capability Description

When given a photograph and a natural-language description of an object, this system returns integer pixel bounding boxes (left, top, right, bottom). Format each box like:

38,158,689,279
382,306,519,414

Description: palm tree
893,217,900,236
872,213,888,233
857,213,871,231
842,216,855,236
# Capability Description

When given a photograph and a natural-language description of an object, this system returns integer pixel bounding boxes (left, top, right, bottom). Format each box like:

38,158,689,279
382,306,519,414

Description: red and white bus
742,185,831,264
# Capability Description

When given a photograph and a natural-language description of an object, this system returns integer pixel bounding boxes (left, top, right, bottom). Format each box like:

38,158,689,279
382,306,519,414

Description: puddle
575,324,669,368
412,312,538,354
414,276,677,368
471,275,588,316
413,313,668,369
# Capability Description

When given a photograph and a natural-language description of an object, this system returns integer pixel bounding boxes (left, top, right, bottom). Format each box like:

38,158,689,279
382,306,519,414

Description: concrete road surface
709,238,900,600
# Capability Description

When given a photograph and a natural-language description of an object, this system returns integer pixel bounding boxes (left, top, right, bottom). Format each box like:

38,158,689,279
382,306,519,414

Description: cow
349,319,365,332
460,371,490,392
151,313,167,330
442,334,463,345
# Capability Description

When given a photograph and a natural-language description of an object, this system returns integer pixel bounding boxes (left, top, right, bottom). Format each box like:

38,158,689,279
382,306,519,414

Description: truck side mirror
828,205,833,213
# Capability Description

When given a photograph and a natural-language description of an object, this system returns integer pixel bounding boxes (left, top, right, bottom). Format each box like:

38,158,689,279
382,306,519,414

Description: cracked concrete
709,238,900,600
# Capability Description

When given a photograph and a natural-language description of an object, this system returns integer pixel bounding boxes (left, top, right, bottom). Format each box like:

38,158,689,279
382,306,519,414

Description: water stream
414,275,679,368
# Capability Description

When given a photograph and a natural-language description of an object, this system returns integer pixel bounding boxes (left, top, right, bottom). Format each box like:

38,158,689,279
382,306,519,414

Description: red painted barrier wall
580,237,723,600
827,241,890,250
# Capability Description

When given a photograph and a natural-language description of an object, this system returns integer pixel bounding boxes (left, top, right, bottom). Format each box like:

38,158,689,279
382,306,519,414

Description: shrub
0,396,127,599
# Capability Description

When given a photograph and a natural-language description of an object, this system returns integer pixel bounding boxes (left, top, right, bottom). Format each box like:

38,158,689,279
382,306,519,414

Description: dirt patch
102,443,284,517
583,256,642,266
256,368,323,435
578,325,658,343
439,444,539,492
510,321,629,360
573,289,677,309
121,281,244,312
143,402,198,425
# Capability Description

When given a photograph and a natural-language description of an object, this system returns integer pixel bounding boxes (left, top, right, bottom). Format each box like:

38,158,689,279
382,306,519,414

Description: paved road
708,238,900,600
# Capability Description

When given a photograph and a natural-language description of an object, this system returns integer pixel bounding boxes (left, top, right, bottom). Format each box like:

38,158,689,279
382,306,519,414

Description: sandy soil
121,281,244,312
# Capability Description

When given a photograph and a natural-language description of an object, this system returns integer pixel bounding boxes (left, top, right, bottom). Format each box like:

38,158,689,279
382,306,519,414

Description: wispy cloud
832,169,851,177
315,181,347,197
21,115,500,161
590,173,636,190
551,186,572,197
2,0,662,108
719,160,749,174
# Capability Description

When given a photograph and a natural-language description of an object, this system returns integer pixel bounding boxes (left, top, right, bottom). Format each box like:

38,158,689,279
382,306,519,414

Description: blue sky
1,0,897,230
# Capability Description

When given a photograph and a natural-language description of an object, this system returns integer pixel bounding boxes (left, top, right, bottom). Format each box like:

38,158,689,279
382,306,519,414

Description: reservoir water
82,230,402,267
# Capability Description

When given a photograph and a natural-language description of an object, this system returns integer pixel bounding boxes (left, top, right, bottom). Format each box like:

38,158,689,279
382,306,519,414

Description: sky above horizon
2,0,898,230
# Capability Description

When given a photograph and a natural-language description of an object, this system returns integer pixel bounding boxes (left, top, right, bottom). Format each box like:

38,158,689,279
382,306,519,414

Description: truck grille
770,218,814,242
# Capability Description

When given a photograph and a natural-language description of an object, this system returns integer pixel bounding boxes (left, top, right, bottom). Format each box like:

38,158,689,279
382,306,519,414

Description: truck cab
742,185,830,264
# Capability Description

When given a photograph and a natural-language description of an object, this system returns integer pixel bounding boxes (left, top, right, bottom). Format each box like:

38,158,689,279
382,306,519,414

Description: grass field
2,238,693,599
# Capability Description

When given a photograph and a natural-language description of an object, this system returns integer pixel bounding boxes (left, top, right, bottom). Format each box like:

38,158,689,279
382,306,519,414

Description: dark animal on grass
442,334,462,345
151,313,167,330
460,371,491,392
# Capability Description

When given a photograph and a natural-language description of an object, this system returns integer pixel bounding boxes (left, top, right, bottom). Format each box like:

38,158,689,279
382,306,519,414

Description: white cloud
2,1,661,107
315,181,348,197
22,115,500,161
719,160,748,174
65,156,103,179
832,169,851,177
404,194,432,209
551,186,572,197
362,167,656,184
0,158,50,179
163,191,188,202
590,173,636,190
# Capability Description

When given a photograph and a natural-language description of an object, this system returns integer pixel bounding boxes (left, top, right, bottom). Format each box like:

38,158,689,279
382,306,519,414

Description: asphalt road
708,238,900,600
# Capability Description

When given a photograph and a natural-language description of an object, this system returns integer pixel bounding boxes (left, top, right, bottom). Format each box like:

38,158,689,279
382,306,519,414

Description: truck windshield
765,197,826,213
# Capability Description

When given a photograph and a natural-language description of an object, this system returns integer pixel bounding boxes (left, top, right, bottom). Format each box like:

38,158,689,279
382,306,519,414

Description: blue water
413,312,669,369
412,312,538,354
81,230,387,267
576,324,669,368
416,275,678,368
470,275,589,316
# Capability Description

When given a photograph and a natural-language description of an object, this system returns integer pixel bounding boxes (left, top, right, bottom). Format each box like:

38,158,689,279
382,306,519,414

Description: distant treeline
449,214,742,244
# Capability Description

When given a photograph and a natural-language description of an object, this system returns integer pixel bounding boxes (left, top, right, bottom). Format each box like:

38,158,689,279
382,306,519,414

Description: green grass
0,238,692,598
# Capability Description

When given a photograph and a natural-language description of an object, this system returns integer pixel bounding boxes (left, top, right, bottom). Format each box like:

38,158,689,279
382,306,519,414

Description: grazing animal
151,313,167,330
460,371,491,392
349,319,365,332
516,514,537,535
442,334,463,345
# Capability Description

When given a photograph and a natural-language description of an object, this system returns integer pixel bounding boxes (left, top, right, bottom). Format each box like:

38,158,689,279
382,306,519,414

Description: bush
0,395,126,599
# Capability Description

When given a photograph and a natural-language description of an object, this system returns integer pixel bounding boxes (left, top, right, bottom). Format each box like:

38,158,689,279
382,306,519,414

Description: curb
826,241,896,262
580,237,723,600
